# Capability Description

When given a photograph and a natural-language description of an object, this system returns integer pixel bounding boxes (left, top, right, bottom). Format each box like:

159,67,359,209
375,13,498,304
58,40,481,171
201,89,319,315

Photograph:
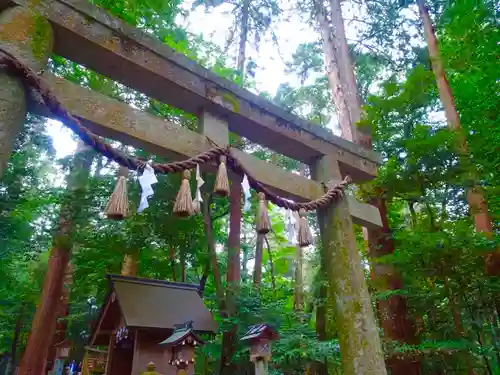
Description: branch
212,208,230,221
206,192,229,221
345,16,377,27
148,101,167,118
201,193,225,309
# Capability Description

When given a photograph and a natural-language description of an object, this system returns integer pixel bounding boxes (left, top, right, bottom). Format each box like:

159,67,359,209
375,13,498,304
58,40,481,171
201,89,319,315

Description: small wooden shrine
89,275,217,375
159,320,204,374
241,324,279,360
241,324,279,375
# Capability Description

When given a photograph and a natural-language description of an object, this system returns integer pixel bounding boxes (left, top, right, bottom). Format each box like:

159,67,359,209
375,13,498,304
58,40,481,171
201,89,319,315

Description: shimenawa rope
0,49,351,212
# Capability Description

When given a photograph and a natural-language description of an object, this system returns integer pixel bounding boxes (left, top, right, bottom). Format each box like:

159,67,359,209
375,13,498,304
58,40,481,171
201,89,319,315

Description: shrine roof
241,324,279,342
159,321,204,347
90,275,217,345
111,275,217,331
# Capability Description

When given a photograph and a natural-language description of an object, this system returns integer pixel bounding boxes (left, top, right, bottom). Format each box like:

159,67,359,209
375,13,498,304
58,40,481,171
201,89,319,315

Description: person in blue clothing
67,360,76,375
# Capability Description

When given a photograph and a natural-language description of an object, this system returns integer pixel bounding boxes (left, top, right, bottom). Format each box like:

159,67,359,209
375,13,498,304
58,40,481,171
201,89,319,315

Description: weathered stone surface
32,73,382,228
0,74,25,177
0,6,53,177
0,0,380,179
312,154,387,375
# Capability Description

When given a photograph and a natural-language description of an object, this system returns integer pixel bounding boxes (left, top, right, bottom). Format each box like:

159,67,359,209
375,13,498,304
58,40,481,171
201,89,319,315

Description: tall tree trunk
47,263,73,371
220,177,242,375
442,276,476,375
180,246,186,282
368,195,421,375
311,204,329,375
202,193,225,307
327,0,363,136
170,246,177,281
313,316,329,375
219,3,248,371
242,232,249,282
463,283,497,374
121,251,138,317
199,260,211,297
415,0,496,273
314,0,420,373
294,166,306,312
18,141,93,375
237,0,251,79
293,244,304,312
408,201,418,228
253,234,264,286
227,176,242,299
6,303,25,375
314,268,328,375
121,252,138,277
315,1,354,142
264,236,277,293
218,6,248,366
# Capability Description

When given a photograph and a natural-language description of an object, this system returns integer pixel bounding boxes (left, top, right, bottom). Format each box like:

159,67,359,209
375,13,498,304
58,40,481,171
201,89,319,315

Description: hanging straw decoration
213,155,229,197
256,192,271,234
192,197,201,214
192,164,204,214
297,209,313,247
105,166,129,220
173,170,194,217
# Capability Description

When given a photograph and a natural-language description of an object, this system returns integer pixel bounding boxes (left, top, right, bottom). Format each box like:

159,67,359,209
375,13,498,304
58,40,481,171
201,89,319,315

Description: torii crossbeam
0,1,386,374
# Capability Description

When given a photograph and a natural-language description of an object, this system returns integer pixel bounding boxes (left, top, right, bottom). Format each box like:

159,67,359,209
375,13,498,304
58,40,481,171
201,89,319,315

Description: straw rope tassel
214,155,229,196
297,208,313,247
105,166,129,220
256,192,271,234
0,52,352,213
174,170,194,217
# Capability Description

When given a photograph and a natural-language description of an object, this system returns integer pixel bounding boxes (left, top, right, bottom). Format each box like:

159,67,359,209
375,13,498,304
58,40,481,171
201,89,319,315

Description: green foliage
0,116,57,358
438,0,500,224
358,1,500,372
90,0,182,32
0,0,499,374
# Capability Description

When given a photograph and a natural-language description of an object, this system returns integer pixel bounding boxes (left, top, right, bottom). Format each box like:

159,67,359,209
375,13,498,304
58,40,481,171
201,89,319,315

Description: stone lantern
241,324,279,375
159,321,204,374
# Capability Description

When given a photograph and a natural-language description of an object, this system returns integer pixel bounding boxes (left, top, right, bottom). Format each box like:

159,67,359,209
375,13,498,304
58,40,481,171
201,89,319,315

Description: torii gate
0,1,386,374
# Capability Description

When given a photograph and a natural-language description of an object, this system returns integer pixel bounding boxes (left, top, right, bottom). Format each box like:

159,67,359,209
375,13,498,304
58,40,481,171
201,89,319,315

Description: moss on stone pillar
0,6,53,178
311,155,387,375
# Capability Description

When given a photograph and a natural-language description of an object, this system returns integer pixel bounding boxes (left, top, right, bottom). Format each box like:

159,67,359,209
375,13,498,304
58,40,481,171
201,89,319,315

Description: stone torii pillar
311,155,387,375
0,7,52,374
0,6,53,178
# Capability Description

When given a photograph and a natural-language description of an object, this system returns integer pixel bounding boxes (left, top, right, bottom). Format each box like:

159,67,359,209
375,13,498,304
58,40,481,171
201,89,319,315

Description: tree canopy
0,0,498,374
